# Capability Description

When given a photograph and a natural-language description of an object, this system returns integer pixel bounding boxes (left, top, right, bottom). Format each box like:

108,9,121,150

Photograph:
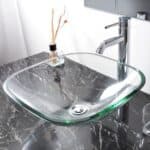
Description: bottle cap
49,44,56,51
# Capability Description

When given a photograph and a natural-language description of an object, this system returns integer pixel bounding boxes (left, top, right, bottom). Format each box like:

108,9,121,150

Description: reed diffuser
49,8,67,66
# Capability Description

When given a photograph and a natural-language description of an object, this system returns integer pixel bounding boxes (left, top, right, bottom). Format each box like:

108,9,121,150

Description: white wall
0,0,150,94
129,19,150,94
0,0,27,65
16,0,119,57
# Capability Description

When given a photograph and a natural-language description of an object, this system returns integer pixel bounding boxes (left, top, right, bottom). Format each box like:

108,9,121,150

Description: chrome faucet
96,17,130,124
97,17,129,80
96,21,125,54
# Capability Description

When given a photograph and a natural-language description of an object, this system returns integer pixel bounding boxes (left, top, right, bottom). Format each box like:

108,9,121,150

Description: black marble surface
0,52,150,150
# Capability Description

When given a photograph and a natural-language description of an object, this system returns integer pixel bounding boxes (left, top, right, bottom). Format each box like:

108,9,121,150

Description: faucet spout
96,36,124,54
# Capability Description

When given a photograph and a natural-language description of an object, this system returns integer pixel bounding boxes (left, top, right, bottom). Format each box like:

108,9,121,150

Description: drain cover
69,104,89,116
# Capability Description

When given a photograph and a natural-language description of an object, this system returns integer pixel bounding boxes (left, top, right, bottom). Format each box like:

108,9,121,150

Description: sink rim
3,52,145,125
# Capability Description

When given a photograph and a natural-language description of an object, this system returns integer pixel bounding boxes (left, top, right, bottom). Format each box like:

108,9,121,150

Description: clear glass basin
3,53,145,125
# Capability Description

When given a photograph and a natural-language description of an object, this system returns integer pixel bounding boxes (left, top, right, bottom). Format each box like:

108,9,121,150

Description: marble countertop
0,52,150,150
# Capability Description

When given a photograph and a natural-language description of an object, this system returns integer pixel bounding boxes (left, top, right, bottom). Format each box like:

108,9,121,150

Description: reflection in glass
3,53,145,125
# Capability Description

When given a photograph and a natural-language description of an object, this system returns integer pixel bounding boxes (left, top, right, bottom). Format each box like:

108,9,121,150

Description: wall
15,0,119,57
129,19,150,94
0,0,150,94
0,0,27,65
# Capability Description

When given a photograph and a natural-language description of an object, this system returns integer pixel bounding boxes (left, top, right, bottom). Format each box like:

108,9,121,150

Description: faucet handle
105,22,119,29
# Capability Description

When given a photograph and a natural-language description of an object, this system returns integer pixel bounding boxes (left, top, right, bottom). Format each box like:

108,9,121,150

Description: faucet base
116,103,129,124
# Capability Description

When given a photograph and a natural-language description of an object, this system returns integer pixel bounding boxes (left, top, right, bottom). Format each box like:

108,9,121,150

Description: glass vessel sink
3,53,145,125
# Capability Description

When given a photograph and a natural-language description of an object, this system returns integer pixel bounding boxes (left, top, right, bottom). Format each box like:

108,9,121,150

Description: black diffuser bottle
48,43,64,67
48,8,67,67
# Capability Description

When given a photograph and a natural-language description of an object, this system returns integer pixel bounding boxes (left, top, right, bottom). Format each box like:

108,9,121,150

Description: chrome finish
69,104,89,116
96,17,130,124
105,22,119,29
96,36,124,54
96,17,129,78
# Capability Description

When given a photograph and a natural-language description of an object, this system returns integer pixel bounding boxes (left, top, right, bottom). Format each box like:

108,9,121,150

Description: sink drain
69,104,89,115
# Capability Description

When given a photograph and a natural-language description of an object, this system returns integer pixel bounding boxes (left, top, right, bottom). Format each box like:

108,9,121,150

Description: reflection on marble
0,52,150,150
19,121,140,150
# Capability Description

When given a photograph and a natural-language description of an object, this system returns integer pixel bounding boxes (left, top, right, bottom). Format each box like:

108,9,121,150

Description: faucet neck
118,17,130,80
119,17,129,44
118,17,130,64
